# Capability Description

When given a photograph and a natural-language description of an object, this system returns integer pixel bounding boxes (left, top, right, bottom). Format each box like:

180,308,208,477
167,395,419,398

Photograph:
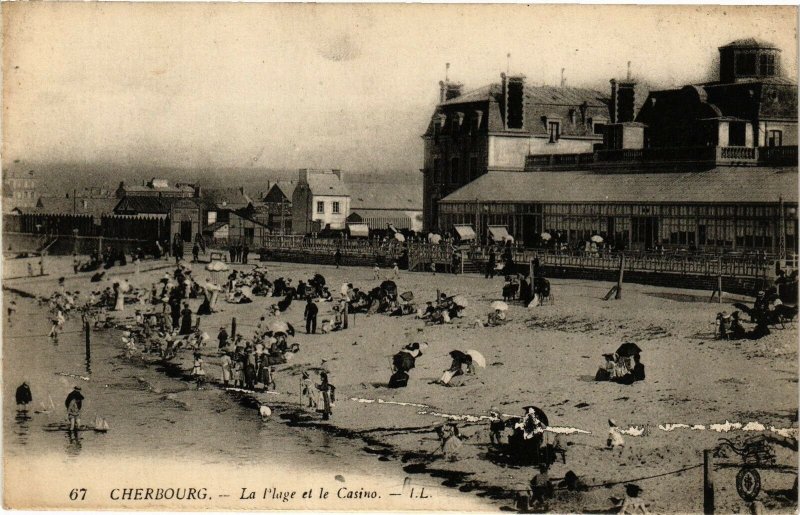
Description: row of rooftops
19,173,423,217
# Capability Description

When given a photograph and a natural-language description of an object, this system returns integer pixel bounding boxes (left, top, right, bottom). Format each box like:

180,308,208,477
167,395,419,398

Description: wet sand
3,255,797,512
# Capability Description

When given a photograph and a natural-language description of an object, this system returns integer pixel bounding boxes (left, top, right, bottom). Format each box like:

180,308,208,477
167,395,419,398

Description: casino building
425,38,798,254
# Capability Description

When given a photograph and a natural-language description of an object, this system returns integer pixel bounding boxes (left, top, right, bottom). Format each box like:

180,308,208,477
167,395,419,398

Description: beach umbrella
429,234,442,244
540,232,552,241
591,235,604,243
400,291,414,302
466,349,486,368
490,300,509,311
269,320,289,334
394,233,406,242
452,295,469,308
239,286,253,299
615,342,642,357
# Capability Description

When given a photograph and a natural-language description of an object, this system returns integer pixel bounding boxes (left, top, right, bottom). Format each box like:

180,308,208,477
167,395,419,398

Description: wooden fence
460,247,794,280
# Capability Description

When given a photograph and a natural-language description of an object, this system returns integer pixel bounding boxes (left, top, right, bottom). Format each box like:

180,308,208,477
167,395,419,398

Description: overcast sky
3,4,796,173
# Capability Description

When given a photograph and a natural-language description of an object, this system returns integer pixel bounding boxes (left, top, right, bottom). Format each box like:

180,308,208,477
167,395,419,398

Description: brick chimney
610,64,637,123
501,73,526,129
445,82,463,100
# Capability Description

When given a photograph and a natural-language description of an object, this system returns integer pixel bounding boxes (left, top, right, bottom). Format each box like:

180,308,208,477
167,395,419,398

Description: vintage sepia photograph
2,3,798,513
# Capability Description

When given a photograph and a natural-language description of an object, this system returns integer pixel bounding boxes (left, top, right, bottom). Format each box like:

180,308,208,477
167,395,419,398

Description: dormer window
451,118,458,134
474,110,484,131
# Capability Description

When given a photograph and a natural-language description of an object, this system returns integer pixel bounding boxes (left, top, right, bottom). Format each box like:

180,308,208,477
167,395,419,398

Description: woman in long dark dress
179,303,193,335
170,296,181,330
244,349,257,390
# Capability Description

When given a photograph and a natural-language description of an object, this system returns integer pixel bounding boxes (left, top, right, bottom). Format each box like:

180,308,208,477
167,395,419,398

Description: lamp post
35,223,44,276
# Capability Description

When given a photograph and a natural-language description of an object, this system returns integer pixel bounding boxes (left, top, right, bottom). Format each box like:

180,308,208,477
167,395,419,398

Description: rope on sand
581,463,704,490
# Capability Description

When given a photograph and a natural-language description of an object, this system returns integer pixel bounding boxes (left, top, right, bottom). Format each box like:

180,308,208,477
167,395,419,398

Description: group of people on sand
74,256,354,420
595,352,646,385
416,292,466,325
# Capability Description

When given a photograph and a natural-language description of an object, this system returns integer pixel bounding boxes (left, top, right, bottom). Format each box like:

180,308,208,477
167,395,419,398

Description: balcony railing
760,145,798,166
524,145,797,172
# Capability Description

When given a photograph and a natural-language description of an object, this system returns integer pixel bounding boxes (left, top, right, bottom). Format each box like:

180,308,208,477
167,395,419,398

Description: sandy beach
3,255,797,513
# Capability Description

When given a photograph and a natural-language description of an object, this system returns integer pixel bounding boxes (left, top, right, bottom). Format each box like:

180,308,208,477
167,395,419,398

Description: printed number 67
69,488,87,501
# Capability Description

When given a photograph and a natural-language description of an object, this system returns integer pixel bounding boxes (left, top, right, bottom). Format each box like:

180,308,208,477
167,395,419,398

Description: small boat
94,416,110,432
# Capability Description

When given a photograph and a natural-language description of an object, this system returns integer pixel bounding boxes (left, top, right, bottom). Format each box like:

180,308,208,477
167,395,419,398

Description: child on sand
607,419,625,451
233,360,244,388
192,353,206,388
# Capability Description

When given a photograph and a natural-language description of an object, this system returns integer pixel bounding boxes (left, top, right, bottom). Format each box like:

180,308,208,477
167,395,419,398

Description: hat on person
74,386,81,391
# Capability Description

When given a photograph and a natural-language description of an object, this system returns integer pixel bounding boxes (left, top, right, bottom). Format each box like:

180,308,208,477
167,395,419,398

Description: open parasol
591,235,604,243
615,342,642,357
206,261,230,272
466,349,486,368
452,295,469,308
429,234,442,244
540,232,552,241
394,232,406,242
400,291,414,302
490,300,509,311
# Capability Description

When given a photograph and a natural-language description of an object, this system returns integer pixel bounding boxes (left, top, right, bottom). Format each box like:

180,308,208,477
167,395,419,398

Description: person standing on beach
334,248,342,268
486,248,496,279
304,298,318,334
220,353,233,387
179,303,193,335
217,327,228,349
316,372,335,420
15,382,32,411
192,353,206,388
65,386,84,432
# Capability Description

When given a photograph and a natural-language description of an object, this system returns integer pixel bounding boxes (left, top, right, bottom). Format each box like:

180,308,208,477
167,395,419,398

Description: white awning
453,224,476,241
347,223,370,238
488,225,511,242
